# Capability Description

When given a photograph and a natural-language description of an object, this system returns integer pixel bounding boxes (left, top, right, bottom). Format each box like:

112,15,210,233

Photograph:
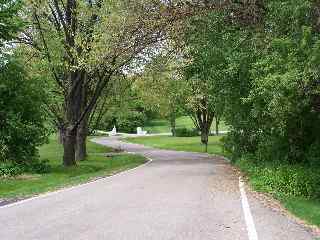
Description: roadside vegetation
0,136,146,199
235,157,320,227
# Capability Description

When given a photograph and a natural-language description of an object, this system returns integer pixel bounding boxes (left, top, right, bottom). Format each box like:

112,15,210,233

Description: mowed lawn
144,116,229,134
126,135,227,156
0,136,146,199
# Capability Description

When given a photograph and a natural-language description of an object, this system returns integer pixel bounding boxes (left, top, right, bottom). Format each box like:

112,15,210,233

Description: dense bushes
116,111,147,133
97,110,147,134
0,57,48,165
185,2,320,201
219,2,320,166
175,127,199,137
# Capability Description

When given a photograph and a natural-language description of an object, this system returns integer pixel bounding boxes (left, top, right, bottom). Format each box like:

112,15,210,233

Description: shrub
175,127,199,137
0,163,24,177
0,57,48,164
97,110,147,134
117,111,146,133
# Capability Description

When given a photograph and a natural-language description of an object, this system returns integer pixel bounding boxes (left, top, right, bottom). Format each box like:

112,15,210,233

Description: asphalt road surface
0,137,318,240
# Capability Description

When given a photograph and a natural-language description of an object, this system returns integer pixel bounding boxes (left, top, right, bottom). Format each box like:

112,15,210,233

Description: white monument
137,127,147,136
110,126,117,136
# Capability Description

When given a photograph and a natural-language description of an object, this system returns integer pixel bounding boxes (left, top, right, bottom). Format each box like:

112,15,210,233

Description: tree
0,55,48,164
0,0,23,46
210,0,320,165
134,53,185,136
181,12,234,151
22,0,196,166
89,75,148,134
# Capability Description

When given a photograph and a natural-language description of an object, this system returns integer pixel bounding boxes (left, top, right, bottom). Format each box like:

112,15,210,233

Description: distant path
0,137,317,240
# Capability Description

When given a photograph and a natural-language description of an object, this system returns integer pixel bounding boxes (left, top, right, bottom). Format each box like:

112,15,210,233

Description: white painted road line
239,176,259,240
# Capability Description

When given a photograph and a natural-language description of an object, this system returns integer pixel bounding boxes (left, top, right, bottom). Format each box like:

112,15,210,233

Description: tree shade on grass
0,136,146,199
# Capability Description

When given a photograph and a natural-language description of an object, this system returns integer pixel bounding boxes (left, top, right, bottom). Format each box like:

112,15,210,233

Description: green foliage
182,12,231,122
237,156,320,199
116,111,147,133
0,0,23,45
0,163,23,177
89,75,150,134
175,127,199,137
0,56,48,164
215,1,320,167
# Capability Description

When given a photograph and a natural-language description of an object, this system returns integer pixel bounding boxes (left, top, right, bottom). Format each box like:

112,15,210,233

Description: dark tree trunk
200,125,209,152
58,126,65,144
215,116,220,136
193,98,214,153
170,111,176,137
62,70,84,166
63,127,77,166
76,75,89,161
200,128,209,145
76,115,88,161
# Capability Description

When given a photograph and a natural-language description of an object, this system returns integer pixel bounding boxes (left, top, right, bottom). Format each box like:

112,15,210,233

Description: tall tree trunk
62,71,83,166
76,74,88,161
170,111,176,137
200,124,209,152
215,116,220,135
194,100,214,153
76,115,88,161
58,125,65,144
63,127,77,166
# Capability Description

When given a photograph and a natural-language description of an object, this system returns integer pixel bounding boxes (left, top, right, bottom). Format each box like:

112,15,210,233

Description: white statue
137,127,147,136
110,126,117,136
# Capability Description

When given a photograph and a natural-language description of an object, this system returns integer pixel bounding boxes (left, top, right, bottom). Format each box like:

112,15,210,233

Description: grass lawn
283,197,320,227
0,136,146,199
126,135,227,156
144,116,229,134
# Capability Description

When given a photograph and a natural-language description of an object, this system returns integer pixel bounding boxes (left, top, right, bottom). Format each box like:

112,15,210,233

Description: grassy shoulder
236,158,320,227
127,135,320,228
0,136,146,199
144,116,229,134
126,135,227,156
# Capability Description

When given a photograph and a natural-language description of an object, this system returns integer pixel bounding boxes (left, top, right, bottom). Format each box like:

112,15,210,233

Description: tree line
2,0,320,174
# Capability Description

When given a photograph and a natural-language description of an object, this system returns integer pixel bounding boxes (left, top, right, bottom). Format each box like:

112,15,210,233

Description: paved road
0,137,317,240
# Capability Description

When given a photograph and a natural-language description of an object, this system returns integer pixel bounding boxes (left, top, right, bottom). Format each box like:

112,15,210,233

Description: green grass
0,136,146,199
144,116,229,134
283,197,320,226
126,135,227,156
236,158,320,227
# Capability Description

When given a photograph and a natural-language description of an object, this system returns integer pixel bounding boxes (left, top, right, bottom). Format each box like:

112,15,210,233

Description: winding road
0,137,317,240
